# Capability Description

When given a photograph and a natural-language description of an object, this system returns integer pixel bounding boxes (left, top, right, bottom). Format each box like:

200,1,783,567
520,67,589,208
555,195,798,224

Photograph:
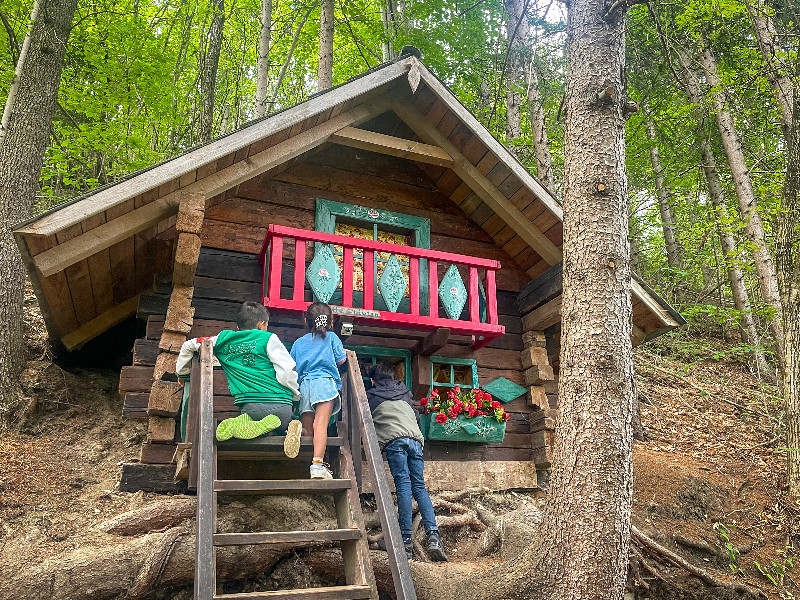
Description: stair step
217,436,343,449
213,584,373,600
215,479,353,495
213,528,361,546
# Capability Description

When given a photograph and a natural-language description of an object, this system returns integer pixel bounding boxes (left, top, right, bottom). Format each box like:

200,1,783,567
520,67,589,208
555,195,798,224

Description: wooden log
517,262,562,315
159,331,187,354
120,365,155,393
164,286,195,334
520,346,550,370
133,339,159,366
140,442,178,464
175,192,206,235
147,380,184,417
521,330,547,349
413,327,450,356
173,233,202,287
530,409,558,433
524,364,555,386
526,386,549,410
99,497,196,535
521,296,561,332
123,392,150,421
148,416,178,443
138,292,170,319
174,445,190,480
118,463,188,493
154,352,179,381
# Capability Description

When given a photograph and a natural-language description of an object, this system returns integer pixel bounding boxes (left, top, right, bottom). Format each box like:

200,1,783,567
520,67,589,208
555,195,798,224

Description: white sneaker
310,462,333,479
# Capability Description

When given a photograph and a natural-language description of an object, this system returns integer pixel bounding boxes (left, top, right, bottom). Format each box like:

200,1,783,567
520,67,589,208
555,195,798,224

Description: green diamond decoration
306,244,341,303
439,264,467,320
482,377,527,403
378,254,407,313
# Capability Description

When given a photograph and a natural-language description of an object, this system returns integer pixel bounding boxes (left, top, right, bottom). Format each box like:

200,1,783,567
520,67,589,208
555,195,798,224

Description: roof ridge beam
389,99,563,266
330,126,453,167
31,95,394,278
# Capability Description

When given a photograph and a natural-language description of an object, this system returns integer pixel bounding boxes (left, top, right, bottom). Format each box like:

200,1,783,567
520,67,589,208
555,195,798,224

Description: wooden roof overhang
14,55,681,351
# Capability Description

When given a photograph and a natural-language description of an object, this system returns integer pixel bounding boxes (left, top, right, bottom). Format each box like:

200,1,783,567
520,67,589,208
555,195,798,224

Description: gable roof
14,55,682,350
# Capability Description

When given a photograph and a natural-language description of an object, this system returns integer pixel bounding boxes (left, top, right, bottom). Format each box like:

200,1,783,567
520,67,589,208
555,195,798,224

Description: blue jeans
384,437,439,537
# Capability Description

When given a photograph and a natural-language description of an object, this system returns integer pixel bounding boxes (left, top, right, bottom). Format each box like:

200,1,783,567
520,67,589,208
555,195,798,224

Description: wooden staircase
187,342,416,600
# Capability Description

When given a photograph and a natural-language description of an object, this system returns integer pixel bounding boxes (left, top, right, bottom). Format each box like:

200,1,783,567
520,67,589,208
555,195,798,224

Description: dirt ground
1,287,798,598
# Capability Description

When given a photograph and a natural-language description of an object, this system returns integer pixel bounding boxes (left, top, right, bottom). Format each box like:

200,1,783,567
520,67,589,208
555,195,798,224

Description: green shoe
234,414,281,440
216,414,252,441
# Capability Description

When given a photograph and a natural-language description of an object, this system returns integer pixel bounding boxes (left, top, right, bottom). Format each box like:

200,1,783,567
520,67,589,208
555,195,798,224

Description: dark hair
237,301,270,330
369,362,395,382
305,301,333,338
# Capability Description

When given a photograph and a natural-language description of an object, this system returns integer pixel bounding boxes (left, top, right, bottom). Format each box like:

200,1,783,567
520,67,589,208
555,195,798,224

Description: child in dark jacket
367,362,447,562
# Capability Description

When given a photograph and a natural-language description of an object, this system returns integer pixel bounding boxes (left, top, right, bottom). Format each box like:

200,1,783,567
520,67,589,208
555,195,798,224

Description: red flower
454,386,461,393
435,413,448,424
420,398,429,406
484,393,493,402
503,412,510,421
491,400,501,409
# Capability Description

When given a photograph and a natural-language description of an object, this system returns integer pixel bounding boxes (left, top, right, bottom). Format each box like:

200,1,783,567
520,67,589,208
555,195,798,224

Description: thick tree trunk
776,64,800,496
527,61,555,190
318,0,334,91
254,0,272,118
0,0,41,143
0,0,77,422
699,44,785,371
746,0,793,142
642,101,681,271
198,0,225,142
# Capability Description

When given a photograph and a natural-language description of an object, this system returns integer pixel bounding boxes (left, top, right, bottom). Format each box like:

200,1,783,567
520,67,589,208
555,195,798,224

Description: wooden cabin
14,56,683,494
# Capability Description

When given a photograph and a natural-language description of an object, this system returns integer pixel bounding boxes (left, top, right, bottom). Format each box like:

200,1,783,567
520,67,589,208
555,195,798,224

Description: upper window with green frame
430,356,479,398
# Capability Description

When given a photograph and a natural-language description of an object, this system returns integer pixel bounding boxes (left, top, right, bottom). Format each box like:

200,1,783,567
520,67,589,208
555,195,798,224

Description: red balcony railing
258,225,504,349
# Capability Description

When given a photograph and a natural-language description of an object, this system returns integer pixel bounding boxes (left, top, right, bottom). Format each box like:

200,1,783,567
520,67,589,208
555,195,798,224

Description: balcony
258,225,505,349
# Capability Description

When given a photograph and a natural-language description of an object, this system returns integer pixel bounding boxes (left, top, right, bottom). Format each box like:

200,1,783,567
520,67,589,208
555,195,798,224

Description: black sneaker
403,538,413,560
426,532,447,562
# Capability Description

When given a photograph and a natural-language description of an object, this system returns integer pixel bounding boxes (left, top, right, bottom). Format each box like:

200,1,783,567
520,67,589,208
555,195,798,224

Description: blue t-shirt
290,332,346,389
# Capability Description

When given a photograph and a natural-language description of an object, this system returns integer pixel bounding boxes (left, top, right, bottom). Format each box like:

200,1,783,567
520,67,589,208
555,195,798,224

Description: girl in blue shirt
290,302,346,479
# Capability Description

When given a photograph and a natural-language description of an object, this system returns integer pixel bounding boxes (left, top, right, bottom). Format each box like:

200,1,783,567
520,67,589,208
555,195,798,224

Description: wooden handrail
344,349,417,600
195,340,216,600
260,223,501,269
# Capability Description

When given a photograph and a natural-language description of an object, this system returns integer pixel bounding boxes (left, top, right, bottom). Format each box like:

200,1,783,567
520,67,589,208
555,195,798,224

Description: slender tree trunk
476,80,492,125
526,59,555,190
746,0,793,141
503,0,527,156
318,0,334,91
379,0,395,62
269,3,317,110
0,0,78,422
254,0,272,118
198,0,225,142
777,57,800,496
0,0,41,143
629,205,642,274
642,101,681,271
700,139,772,377
698,44,785,371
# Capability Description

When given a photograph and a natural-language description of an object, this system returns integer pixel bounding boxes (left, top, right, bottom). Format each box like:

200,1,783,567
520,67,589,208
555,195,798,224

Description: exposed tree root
100,497,197,536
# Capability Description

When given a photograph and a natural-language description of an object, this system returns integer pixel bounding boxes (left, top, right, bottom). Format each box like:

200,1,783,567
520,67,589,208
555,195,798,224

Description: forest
0,0,799,598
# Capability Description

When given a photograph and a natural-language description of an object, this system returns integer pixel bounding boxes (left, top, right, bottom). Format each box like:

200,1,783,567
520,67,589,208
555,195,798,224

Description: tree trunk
503,0,527,156
379,0,395,62
527,60,555,191
318,0,334,91
698,44,785,371
0,0,41,143
198,0,225,143
642,101,681,271
254,0,272,118
746,0,793,142
776,58,800,496
0,0,78,423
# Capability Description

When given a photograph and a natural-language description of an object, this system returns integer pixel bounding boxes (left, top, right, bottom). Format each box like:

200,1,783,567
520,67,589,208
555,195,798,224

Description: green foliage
714,522,745,577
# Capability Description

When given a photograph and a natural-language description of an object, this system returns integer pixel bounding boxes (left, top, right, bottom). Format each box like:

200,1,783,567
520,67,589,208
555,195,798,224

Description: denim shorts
298,377,342,416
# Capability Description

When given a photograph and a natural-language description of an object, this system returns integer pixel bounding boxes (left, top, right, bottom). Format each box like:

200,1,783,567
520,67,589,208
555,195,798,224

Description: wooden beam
31,96,392,277
330,126,454,167
413,327,450,356
60,295,139,350
521,295,561,332
411,60,562,220
390,101,563,266
631,279,681,327
518,262,563,315
17,58,416,237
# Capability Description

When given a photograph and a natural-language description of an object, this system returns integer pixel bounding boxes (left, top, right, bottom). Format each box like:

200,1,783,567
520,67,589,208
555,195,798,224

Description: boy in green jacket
176,302,302,454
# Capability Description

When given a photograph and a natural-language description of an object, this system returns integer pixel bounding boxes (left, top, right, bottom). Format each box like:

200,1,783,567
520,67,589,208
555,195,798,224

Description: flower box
419,412,506,443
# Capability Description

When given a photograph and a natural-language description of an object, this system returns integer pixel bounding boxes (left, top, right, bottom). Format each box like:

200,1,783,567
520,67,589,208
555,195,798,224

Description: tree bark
0,0,78,423
0,0,41,143
379,0,395,62
254,0,272,118
745,0,793,142
527,60,555,191
776,57,800,496
503,0,527,157
318,0,334,91
198,0,225,143
642,101,681,271
698,44,785,371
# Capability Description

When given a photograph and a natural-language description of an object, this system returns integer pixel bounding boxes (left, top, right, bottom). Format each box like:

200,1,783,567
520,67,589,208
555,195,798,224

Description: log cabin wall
119,144,558,490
